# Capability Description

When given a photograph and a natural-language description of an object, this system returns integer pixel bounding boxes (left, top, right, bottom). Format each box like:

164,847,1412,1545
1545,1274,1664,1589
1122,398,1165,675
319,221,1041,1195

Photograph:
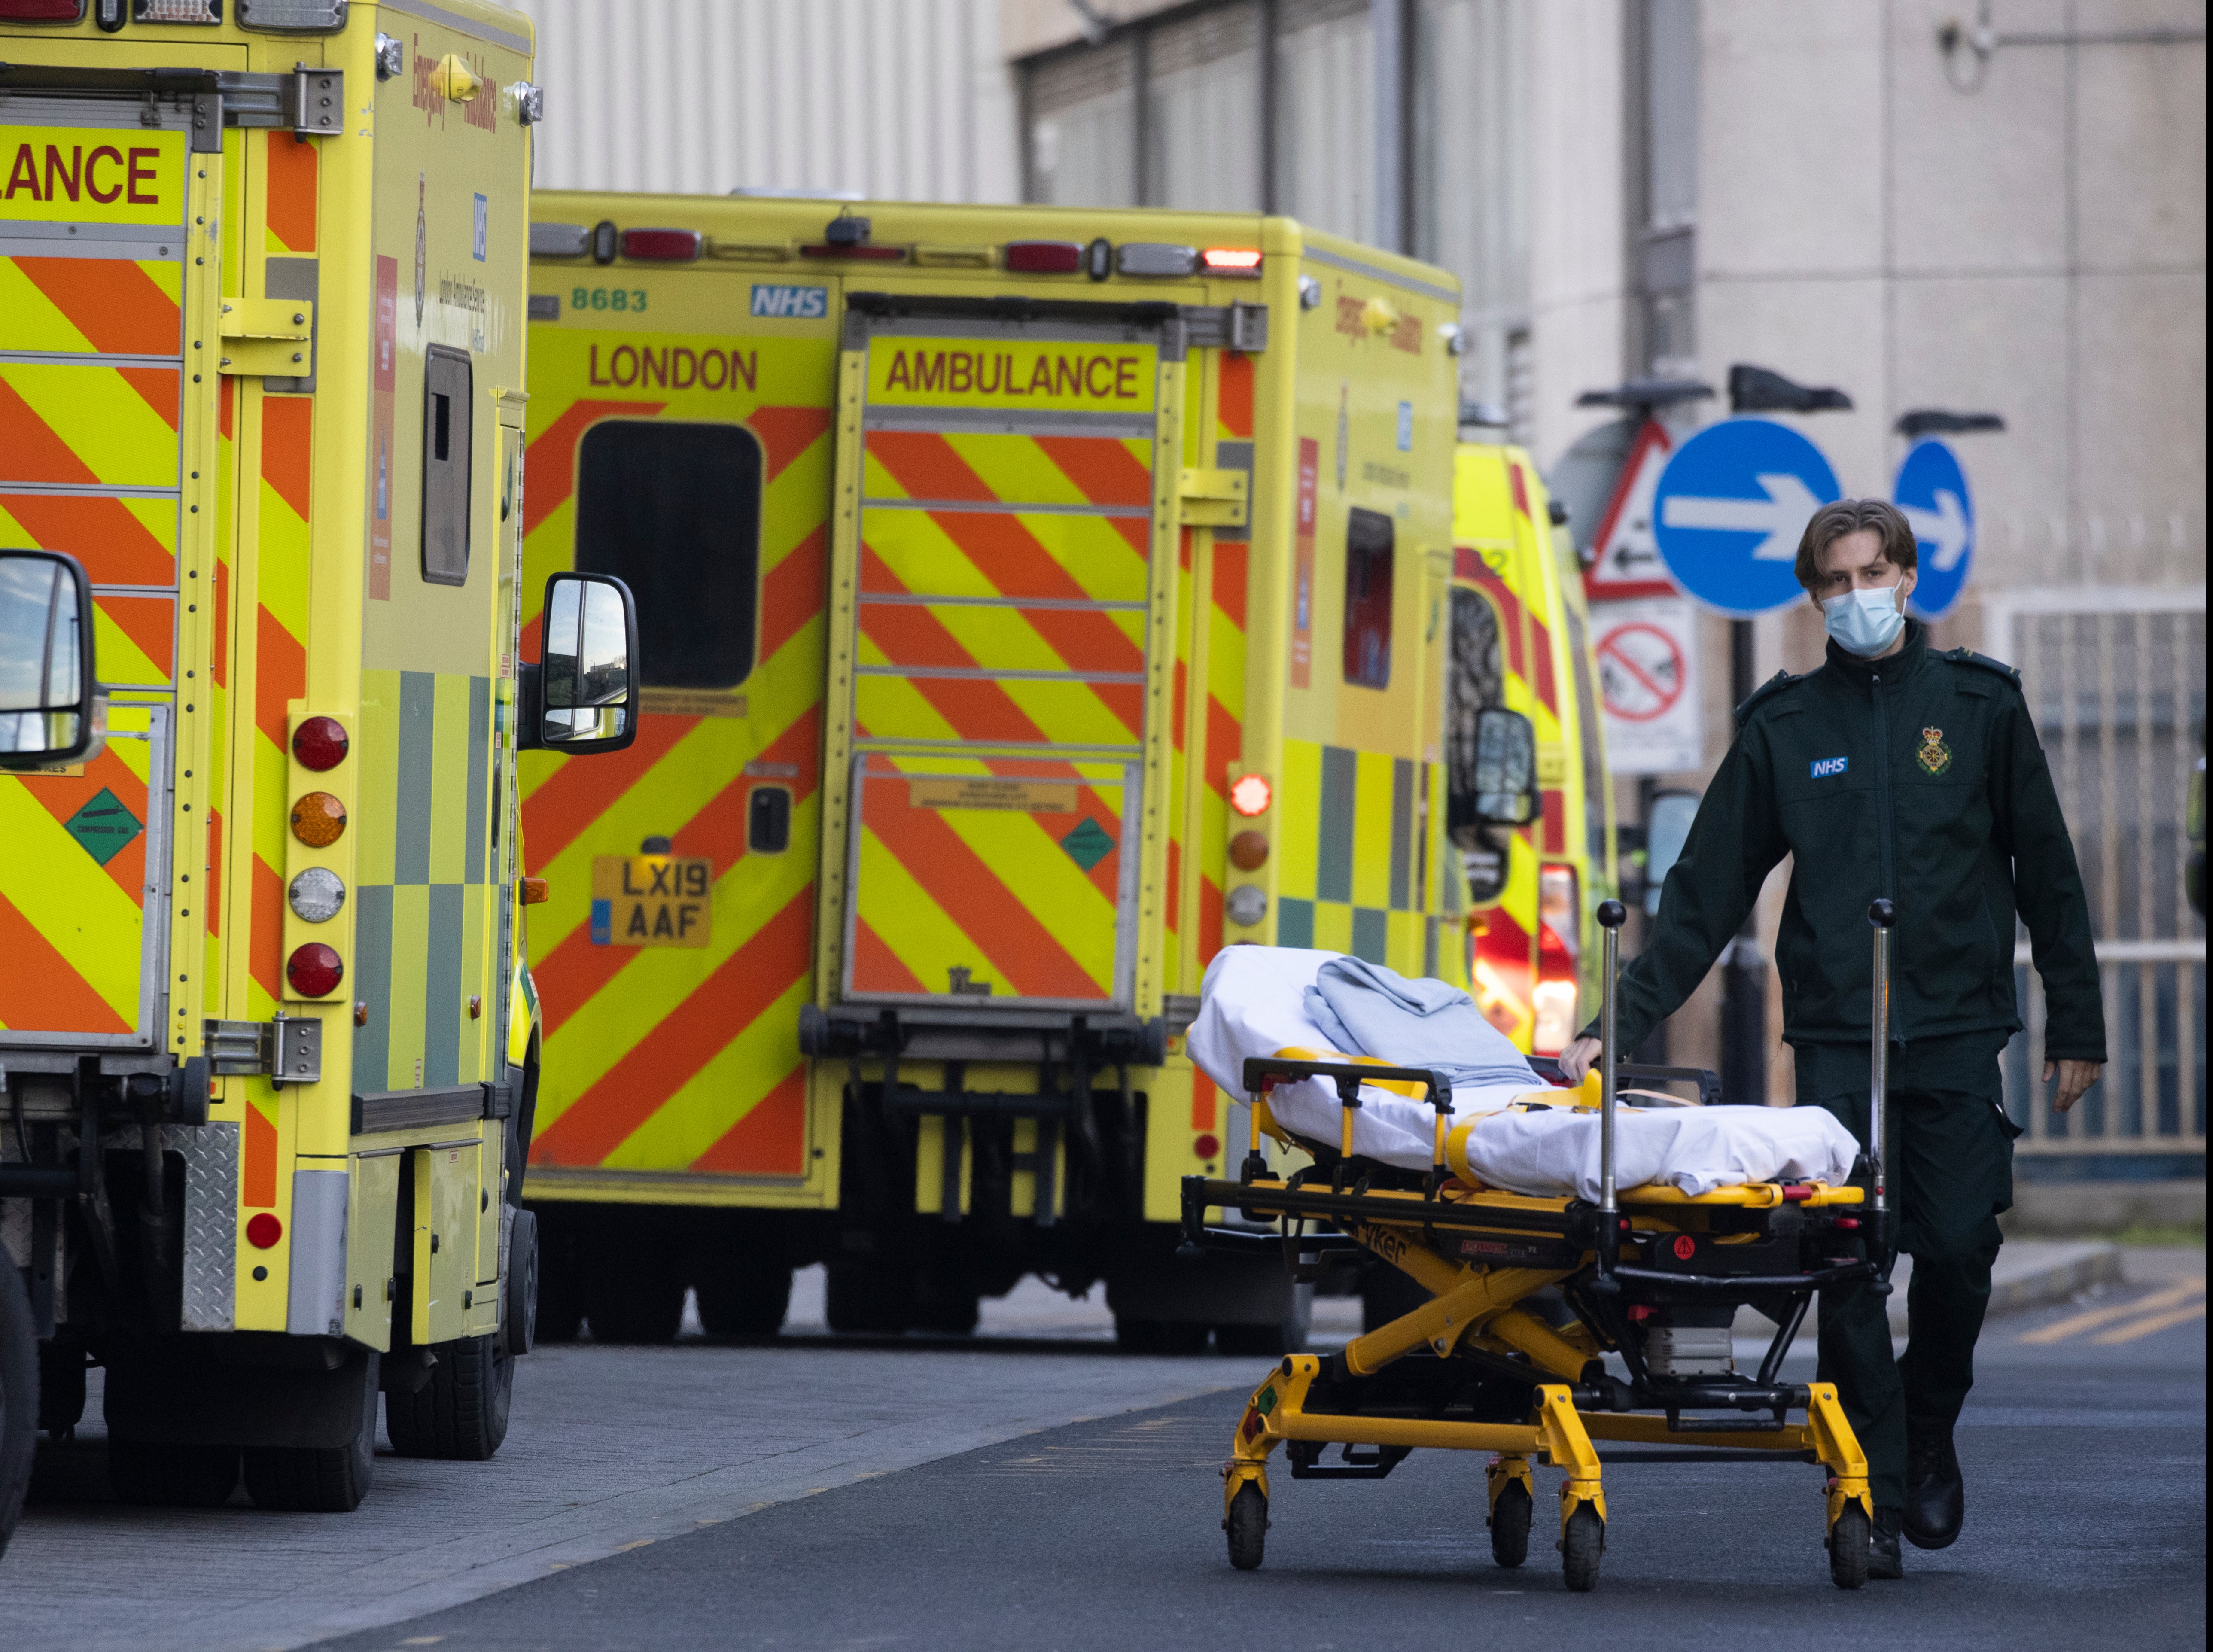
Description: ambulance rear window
1343,507,1394,689
574,421,762,689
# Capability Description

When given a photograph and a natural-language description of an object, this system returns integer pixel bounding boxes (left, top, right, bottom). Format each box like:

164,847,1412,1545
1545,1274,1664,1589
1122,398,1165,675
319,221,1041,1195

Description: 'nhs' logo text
1811,755,1849,779
751,284,828,319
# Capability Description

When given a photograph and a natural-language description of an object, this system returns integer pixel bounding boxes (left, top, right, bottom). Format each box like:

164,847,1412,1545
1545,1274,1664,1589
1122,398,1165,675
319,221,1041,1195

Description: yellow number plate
590,855,712,948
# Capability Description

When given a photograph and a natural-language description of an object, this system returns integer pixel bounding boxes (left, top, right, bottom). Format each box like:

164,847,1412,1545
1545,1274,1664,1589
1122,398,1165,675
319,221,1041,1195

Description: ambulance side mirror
1641,789,1701,916
0,549,106,772
1469,707,1537,826
518,572,639,755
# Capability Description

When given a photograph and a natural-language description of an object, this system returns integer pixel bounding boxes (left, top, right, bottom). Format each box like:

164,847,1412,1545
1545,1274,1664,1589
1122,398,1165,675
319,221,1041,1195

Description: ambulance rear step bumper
800,1003,1166,1068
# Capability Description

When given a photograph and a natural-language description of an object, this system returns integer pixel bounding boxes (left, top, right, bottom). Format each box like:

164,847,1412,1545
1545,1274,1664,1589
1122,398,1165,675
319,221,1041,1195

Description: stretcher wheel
1488,1481,1532,1568
1828,1505,1871,1591
1560,1506,1603,1593
1226,1483,1268,1571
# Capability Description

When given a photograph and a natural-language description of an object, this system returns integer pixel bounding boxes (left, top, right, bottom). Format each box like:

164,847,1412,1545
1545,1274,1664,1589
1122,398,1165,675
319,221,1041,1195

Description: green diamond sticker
64,787,143,867
1060,817,1115,872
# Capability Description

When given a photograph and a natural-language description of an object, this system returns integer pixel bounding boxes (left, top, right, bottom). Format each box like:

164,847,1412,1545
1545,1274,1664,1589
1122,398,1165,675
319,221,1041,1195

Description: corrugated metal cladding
511,0,1020,201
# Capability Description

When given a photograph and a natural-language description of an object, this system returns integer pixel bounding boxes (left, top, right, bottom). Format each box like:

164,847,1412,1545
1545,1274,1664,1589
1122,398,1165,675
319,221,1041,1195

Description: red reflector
292,715,349,772
1194,1133,1221,1161
1202,247,1263,276
1228,774,1272,817
1626,1304,1655,1322
286,943,344,998
246,1212,283,1250
1672,1235,1697,1260
0,0,85,16
1005,240,1082,274
620,228,701,262
800,242,906,261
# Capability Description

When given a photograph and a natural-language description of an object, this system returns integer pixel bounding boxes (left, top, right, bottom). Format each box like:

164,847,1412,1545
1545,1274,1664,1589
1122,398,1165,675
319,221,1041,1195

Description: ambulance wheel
1828,1505,1872,1591
1559,1506,1603,1593
1114,1317,1209,1354
696,1263,793,1337
386,1333,513,1461
107,1439,240,1508
1489,1480,1532,1568
582,1251,684,1344
533,1211,584,1344
0,1262,40,1554
825,1263,912,1335
1226,1483,1268,1571
243,1351,378,1513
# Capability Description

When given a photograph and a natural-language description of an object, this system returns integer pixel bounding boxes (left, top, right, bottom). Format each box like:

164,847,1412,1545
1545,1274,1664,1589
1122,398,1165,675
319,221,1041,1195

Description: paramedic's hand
1558,1036,1602,1086
2046,1059,2102,1115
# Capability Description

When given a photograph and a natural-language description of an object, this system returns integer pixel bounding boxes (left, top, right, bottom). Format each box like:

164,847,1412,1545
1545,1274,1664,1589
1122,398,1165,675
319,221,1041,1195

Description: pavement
6,1247,2201,1652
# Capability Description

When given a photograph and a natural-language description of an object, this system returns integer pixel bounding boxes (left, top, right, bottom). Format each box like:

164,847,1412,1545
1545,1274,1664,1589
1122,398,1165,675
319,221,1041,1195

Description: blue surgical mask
1823,585,1906,657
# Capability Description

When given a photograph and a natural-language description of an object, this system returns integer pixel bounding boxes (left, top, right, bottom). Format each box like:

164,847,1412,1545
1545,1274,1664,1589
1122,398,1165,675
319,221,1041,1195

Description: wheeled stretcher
1185,900,1907,1592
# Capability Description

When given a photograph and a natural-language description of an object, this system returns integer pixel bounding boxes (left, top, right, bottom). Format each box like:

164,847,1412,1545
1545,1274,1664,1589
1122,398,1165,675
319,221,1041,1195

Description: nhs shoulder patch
750,283,828,319
1811,755,1849,779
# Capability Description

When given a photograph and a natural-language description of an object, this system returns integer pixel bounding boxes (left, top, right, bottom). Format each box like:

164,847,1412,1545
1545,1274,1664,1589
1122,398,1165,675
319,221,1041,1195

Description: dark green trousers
1799,1038,2017,1513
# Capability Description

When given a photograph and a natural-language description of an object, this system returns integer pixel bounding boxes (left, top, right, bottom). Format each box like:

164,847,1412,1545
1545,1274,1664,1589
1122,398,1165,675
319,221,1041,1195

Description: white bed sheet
1187,946,1860,1199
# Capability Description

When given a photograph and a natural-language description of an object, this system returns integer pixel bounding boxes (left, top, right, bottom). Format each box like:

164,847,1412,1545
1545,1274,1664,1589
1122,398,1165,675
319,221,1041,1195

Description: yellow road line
2018,1277,2206,1345
2090,1303,2210,1347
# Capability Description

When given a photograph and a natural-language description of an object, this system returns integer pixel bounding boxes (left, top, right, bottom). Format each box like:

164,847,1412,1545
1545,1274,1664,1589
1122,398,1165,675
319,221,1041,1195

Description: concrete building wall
512,0,1020,203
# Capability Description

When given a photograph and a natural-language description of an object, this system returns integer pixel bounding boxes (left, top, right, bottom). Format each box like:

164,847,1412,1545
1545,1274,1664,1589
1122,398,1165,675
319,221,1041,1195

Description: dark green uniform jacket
1597,621,2106,1063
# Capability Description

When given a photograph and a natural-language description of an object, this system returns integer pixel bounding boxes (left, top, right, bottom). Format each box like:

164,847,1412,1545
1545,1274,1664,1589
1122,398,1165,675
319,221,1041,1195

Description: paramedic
1558,499,2104,1579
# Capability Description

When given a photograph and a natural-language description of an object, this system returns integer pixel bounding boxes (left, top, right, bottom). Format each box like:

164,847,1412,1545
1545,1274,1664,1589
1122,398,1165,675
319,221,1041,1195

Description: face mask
1823,585,1906,657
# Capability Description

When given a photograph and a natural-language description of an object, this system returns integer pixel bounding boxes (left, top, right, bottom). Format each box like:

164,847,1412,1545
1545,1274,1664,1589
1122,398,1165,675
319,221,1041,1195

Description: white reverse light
288,866,346,923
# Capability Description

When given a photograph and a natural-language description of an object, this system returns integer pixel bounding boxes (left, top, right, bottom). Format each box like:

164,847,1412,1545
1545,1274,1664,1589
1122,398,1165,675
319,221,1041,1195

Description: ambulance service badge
1917,726,1953,776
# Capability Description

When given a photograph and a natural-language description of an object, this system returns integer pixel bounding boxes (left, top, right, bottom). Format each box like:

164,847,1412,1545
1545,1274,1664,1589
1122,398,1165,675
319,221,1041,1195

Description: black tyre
534,1210,584,1344
1489,1479,1533,1568
504,1207,539,1356
1225,1482,1267,1571
582,1251,684,1344
242,1351,377,1514
1560,1505,1603,1593
37,1335,85,1437
696,1263,794,1337
1114,1316,1210,1354
106,1439,240,1508
825,1262,913,1335
0,1261,40,1555
386,1333,512,1461
1829,1504,1872,1591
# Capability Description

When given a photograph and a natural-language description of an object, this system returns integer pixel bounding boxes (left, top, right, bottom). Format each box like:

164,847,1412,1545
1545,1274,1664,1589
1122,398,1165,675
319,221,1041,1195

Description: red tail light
0,0,86,18
1532,865,1580,1054
620,228,701,262
292,715,349,771
1005,240,1082,274
286,943,344,998
1202,247,1263,277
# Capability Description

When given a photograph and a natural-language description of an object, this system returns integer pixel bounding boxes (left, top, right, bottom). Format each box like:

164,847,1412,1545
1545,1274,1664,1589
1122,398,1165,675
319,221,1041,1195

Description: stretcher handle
1866,898,1897,1292
1526,1054,1723,1108
1239,1056,1455,1181
1595,899,1627,1285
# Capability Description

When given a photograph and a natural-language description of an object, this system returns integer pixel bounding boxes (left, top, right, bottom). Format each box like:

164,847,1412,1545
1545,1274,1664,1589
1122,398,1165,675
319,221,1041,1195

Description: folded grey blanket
1303,956,1542,1093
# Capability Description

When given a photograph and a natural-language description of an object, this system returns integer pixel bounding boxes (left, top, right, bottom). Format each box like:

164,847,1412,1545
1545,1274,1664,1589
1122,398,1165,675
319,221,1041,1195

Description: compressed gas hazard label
867,337,1157,413
590,855,712,948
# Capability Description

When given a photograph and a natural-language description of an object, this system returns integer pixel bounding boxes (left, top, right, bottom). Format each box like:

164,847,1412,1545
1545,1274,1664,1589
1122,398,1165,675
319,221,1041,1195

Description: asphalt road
8,1258,2202,1652
311,1266,2204,1652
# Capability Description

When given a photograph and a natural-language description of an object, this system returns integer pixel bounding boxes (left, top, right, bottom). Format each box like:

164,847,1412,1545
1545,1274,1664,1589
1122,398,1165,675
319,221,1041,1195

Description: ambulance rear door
820,294,1186,1018
1,88,221,1061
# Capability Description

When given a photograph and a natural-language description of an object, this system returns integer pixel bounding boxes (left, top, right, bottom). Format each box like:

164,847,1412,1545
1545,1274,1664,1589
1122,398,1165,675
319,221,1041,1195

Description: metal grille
1991,588,2207,1159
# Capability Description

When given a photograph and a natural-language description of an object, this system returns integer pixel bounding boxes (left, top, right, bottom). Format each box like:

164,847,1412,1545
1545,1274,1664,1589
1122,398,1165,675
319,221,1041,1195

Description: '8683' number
572,286,648,313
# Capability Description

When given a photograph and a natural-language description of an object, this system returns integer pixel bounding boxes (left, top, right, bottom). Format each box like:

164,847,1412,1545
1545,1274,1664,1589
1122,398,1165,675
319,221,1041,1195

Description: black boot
1903,1423,1964,1550
1871,1508,1905,1580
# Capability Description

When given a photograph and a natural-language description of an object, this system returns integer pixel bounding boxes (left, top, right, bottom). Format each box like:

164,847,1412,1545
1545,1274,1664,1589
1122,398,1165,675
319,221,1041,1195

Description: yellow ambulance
1446,436,1619,1058
0,0,625,1518
517,194,1514,1350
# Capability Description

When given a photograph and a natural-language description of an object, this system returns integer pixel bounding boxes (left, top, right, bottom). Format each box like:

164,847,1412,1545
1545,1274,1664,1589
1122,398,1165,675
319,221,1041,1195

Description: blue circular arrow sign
1651,418,1841,616
1894,439,1976,620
